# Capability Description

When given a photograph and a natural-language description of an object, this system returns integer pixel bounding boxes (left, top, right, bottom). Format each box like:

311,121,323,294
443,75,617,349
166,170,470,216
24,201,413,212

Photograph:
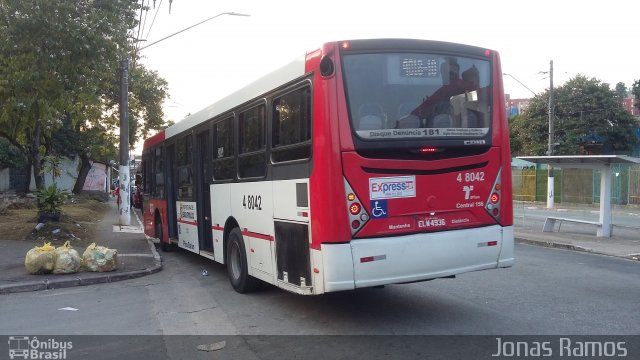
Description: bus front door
196,130,213,253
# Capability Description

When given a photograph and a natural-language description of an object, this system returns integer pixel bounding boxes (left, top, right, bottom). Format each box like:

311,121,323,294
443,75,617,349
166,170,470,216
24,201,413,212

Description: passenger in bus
459,65,485,127
358,103,385,130
461,65,480,88
411,58,477,122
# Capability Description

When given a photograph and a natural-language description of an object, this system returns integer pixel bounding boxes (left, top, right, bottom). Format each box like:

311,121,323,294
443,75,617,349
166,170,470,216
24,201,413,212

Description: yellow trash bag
82,243,118,272
25,242,56,274
53,241,81,274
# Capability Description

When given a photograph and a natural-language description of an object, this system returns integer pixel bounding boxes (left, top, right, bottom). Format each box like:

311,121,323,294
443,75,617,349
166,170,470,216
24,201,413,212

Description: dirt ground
0,194,109,248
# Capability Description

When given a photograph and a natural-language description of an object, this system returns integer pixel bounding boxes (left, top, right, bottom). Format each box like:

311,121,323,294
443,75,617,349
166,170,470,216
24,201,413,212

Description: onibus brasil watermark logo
8,336,72,360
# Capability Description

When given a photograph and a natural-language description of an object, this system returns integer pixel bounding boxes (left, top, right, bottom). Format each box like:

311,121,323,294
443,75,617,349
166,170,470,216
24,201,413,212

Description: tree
633,80,640,112
0,0,169,194
0,137,23,169
614,82,628,104
509,97,556,156
51,114,119,194
129,66,169,143
511,75,639,155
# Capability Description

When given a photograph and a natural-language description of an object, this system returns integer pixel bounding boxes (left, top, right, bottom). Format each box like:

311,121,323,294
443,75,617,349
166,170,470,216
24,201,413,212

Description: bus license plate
417,216,446,229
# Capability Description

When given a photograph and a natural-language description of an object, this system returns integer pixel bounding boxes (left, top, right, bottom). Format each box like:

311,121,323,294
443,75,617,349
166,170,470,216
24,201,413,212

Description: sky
137,0,639,130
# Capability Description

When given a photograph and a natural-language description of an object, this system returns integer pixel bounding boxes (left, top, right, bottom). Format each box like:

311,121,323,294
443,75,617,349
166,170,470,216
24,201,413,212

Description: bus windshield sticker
369,176,416,200
356,127,488,139
464,140,486,145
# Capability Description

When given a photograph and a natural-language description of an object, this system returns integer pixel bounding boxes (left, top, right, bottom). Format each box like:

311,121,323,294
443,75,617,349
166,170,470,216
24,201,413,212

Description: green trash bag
82,242,118,272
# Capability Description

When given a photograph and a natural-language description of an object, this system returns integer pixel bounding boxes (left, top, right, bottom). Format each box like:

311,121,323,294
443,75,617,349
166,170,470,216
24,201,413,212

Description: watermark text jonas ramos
491,337,628,357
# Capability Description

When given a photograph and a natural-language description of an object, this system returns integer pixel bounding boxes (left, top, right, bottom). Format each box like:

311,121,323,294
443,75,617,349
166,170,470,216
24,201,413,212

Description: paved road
1,243,638,337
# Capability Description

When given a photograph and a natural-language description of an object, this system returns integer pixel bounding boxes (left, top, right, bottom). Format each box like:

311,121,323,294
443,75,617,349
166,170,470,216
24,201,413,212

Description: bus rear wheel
226,228,258,293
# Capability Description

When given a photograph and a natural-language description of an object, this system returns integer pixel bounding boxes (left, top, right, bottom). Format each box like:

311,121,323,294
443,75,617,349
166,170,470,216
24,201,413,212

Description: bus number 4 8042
243,195,262,210
457,172,485,182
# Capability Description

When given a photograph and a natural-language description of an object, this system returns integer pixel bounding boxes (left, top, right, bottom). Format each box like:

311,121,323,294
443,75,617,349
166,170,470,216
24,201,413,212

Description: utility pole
547,60,555,209
116,12,248,226
119,58,131,225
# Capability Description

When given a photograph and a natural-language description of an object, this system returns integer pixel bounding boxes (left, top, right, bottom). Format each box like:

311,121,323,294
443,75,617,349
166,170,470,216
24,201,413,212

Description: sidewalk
0,200,161,294
514,202,640,261
515,227,640,260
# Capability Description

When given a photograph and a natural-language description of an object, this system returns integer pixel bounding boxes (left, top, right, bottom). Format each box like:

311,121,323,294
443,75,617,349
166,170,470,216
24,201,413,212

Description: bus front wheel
226,228,258,293
156,215,170,252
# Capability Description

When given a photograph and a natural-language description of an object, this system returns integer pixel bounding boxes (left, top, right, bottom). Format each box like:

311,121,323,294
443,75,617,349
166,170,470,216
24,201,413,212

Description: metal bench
542,217,601,233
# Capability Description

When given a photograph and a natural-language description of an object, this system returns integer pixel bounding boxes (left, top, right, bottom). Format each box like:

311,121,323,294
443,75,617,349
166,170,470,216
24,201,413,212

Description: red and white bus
141,39,514,295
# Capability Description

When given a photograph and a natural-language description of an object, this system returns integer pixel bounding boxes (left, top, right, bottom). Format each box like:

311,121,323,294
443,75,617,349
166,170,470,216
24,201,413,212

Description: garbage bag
25,242,56,274
53,241,81,274
82,242,118,272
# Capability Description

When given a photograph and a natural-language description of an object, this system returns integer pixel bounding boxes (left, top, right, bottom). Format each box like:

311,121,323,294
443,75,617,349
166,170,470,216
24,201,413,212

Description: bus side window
176,135,193,199
272,85,312,162
154,147,164,198
212,117,235,181
238,105,266,179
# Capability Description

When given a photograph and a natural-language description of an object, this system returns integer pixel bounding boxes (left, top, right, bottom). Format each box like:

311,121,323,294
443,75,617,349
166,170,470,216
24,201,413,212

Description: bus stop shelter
516,155,640,237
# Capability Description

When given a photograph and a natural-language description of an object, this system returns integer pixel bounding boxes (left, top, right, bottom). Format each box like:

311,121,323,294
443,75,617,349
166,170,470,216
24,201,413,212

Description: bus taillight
344,178,368,235
486,168,503,223
350,203,361,215
341,41,350,49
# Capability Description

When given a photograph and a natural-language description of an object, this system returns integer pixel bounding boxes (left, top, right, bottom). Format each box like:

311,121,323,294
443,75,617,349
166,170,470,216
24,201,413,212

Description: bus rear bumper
321,225,514,292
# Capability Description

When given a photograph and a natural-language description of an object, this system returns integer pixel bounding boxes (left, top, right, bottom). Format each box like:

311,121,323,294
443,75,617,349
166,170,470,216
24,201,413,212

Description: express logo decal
369,176,416,200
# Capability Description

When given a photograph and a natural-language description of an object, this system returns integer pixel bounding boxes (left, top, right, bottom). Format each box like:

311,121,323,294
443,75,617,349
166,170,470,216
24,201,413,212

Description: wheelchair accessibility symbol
370,200,388,219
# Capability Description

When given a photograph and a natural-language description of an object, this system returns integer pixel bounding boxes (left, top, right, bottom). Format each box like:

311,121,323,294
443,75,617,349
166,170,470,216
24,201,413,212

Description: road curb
516,237,588,252
515,237,639,261
0,238,162,295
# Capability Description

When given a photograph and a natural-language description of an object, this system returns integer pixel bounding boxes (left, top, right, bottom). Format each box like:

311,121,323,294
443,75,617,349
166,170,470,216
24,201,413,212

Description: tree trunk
30,118,44,190
73,152,92,194
23,156,33,193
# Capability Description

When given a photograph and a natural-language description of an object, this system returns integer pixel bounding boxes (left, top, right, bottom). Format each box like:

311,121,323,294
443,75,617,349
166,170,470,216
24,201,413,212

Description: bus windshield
342,52,492,143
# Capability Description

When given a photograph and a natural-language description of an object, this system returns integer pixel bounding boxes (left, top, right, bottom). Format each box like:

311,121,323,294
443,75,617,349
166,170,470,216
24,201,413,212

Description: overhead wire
137,2,151,54
144,0,164,45
134,0,146,51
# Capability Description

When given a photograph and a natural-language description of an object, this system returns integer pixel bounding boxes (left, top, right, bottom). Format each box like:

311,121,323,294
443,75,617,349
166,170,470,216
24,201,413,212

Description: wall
0,168,9,192
82,162,107,192
29,157,78,191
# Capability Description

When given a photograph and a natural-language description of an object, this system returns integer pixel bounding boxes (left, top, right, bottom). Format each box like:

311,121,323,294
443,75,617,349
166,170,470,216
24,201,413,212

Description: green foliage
35,184,69,215
0,137,24,169
511,75,639,155
129,66,169,144
633,80,640,112
41,155,62,181
51,115,118,163
0,0,169,190
614,82,628,103
509,98,551,156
